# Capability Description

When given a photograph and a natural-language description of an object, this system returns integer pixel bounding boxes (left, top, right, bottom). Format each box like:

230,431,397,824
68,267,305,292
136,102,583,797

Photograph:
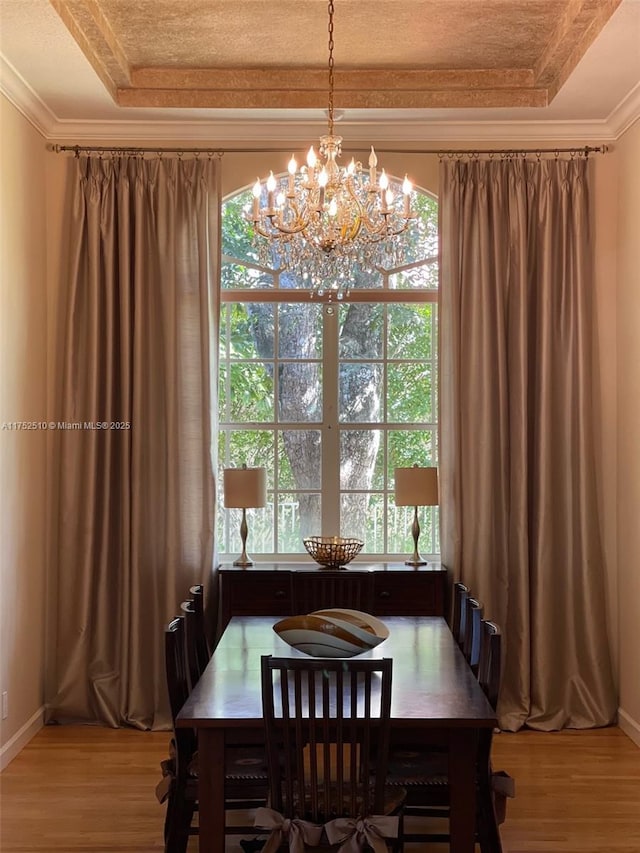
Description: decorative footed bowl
303,536,364,568
273,608,389,658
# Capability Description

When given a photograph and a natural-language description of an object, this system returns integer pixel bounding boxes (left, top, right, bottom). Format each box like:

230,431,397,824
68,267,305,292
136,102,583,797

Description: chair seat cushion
155,739,268,803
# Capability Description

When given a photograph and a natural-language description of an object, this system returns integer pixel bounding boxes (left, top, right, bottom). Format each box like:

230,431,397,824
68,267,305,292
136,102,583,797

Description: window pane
221,190,261,265
278,303,322,358
339,363,383,423
278,364,322,422
278,430,321,489
387,363,433,423
220,429,275,476
223,363,274,421
278,491,321,547
224,505,274,554
344,265,384,290
222,261,272,290
340,492,384,552
387,430,437,480
389,261,438,290
389,501,440,557
221,303,274,359
340,430,383,489
339,303,383,358
407,193,439,261
387,303,435,359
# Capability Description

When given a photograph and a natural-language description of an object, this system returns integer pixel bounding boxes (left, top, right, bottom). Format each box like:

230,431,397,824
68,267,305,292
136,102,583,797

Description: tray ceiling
48,0,623,109
0,0,639,142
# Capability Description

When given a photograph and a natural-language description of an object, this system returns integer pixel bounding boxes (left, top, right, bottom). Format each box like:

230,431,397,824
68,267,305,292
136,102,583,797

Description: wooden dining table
177,614,497,853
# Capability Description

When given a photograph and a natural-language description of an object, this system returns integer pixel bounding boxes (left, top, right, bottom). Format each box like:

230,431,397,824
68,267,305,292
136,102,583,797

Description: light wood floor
1,724,638,852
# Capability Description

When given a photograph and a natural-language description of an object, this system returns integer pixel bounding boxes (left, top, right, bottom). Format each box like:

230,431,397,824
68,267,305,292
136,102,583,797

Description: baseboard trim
618,707,640,748
0,707,44,771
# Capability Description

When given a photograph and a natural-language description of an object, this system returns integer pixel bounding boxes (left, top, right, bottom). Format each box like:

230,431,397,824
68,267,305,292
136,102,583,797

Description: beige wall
0,96,48,767
615,118,640,745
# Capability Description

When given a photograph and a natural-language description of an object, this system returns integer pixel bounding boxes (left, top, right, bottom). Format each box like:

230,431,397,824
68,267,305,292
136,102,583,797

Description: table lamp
394,465,439,566
223,464,267,566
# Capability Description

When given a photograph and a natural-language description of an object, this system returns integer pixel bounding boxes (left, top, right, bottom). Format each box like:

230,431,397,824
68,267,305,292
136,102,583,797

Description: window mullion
322,305,340,536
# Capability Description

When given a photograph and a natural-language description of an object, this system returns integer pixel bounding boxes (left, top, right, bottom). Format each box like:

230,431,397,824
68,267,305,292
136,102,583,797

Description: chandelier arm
264,218,310,237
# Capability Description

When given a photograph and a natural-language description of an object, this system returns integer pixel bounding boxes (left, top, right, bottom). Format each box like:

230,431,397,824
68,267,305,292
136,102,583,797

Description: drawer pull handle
379,590,391,599
274,590,286,599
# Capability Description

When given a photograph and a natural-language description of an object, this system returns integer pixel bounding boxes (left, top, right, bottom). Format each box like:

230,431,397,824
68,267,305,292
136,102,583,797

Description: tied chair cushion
255,807,401,853
324,815,400,853
254,808,324,852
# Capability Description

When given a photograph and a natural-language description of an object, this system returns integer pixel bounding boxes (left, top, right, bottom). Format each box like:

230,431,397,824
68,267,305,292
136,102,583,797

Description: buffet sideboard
217,562,447,634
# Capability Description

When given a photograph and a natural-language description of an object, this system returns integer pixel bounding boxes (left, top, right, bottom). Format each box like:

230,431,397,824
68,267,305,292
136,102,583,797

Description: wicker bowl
303,536,364,568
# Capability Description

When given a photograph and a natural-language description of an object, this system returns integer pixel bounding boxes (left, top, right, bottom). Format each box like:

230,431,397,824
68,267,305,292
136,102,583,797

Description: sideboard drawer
373,571,444,616
224,573,292,616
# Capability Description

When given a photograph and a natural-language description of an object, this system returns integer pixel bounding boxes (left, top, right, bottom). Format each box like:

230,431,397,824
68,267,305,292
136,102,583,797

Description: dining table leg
448,727,478,853
196,728,226,853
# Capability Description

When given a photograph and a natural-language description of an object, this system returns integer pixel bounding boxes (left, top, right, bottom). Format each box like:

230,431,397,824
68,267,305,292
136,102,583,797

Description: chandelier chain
327,0,335,136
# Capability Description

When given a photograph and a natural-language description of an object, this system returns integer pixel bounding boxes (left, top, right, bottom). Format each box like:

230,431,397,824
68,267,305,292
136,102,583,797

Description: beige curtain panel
46,155,220,729
439,156,617,731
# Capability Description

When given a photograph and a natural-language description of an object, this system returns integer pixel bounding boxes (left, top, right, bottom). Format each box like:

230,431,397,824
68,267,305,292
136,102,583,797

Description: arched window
217,179,439,560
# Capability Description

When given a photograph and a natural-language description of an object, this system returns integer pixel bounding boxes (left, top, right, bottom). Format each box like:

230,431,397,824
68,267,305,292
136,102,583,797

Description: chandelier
247,0,416,300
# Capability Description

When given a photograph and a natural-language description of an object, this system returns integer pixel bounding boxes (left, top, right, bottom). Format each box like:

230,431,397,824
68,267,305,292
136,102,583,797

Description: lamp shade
394,466,438,507
223,466,267,509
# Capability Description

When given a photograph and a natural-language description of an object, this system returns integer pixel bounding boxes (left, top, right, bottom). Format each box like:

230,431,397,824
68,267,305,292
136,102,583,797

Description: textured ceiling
48,0,623,109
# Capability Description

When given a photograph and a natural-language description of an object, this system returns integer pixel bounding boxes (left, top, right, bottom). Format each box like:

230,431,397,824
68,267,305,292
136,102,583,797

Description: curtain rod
51,143,609,157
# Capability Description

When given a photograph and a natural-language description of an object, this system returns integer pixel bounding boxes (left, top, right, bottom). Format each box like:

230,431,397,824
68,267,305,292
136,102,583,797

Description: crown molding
2,51,638,148
41,116,627,148
607,81,640,139
0,55,58,137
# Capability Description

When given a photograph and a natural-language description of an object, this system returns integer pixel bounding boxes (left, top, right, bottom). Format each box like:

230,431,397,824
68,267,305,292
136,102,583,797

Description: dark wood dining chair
452,582,470,648
160,616,268,853
188,583,211,667
179,600,201,690
256,655,405,851
180,584,212,690
386,620,507,852
462,596,484,674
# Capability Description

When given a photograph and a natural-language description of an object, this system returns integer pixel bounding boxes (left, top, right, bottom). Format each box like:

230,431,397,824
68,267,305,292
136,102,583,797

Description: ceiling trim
1,51,638,147
0,55,58,137
607,81,640,138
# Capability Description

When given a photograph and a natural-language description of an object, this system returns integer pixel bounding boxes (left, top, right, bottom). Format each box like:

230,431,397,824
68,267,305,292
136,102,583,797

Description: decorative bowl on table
303,536,364,568
273,608,389,658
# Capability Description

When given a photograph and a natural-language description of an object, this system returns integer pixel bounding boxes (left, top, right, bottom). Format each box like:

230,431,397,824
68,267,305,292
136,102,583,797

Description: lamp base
233,508,254,567
405,506,427,567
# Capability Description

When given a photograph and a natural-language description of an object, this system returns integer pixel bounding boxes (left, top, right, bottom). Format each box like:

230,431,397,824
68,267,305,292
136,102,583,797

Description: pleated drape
47,155,220,729
439,157,617,731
